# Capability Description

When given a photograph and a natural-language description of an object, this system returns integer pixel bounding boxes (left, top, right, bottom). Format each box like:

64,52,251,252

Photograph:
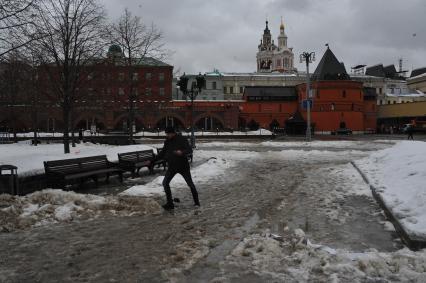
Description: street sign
302,99,313,109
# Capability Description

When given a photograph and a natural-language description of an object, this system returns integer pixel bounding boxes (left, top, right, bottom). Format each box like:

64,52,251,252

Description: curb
350,161,426,251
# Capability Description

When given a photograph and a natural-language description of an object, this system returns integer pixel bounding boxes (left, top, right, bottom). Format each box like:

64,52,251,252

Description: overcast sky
103,0,426,75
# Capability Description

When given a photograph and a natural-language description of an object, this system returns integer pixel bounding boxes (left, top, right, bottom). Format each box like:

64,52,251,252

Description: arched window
284,58,289,68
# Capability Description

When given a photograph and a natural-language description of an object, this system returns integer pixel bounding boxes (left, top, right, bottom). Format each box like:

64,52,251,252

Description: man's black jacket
156,134,192,171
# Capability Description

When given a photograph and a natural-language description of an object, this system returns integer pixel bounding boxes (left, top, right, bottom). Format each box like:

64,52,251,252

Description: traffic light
177,73,189,93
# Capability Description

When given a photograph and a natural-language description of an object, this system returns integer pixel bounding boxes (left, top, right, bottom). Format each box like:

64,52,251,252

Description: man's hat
165,126,176,134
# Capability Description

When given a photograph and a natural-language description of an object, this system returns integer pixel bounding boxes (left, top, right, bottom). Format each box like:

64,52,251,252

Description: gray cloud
103,0,426,74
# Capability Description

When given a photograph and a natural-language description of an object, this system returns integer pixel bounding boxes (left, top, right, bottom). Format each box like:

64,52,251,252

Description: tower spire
280,16,284,31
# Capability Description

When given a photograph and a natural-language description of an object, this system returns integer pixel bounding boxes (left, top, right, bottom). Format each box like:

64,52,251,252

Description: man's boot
162,203,174,211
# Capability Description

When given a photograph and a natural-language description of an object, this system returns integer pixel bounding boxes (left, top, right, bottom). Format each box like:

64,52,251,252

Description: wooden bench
44,155,123,189
118,150,159,177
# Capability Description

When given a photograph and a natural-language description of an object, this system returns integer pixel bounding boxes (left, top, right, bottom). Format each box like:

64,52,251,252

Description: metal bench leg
92,176,98,187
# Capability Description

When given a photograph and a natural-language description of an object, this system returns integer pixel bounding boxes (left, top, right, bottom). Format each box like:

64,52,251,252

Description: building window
159,73,164,81
223,86,227,94
132,88,139,96
230,87,234,94
342,90,346,98
87,73,94,80
132,73,138,81
118,72,124,81
212,81,217,90
118,88,125,96
159,88,165,96
388,101,390,104
240,86,244,94
379,88,382,94
145,73,152,80
212,97,216,100
331,103,335,111
145,88,151,95
276,59,281,67
88,88,94,95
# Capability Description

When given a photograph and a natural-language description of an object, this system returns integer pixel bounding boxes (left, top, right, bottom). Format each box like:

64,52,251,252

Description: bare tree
110,8,167,143
0,0,38,58
0,50,29,141
29,0,106,153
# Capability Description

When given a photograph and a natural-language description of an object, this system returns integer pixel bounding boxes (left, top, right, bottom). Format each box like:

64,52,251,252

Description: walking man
155,126,200,210
407,125,414,140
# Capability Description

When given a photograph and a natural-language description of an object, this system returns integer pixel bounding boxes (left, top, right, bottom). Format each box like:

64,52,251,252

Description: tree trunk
70,110,76,147
32,110,38,146
128,101,134,144
63,105,70,154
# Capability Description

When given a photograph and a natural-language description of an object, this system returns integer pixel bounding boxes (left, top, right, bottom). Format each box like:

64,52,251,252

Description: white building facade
256,19,297,73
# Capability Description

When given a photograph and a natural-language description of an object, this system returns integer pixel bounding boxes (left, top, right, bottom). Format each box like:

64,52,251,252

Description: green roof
108,44,122,54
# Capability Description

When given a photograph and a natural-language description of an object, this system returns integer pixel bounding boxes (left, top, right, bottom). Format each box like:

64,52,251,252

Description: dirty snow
356,141,426,238
0,189,161,231
218,229,426,282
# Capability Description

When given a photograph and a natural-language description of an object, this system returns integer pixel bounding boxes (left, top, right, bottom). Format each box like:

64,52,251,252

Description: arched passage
195,116,224,131
155,116,185,131
112,114,145,132
74,115,106,131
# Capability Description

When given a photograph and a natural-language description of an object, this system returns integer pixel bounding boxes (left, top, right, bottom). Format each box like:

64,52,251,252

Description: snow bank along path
218,228,426,282
0,189,162,232
0,142,157,177
356,141,426,241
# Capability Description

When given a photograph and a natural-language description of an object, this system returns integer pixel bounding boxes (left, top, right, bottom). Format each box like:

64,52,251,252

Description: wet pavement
0,140,403,282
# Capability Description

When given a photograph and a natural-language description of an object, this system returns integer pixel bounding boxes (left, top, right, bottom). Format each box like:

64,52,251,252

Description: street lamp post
300,52,315,142
177,73,205,148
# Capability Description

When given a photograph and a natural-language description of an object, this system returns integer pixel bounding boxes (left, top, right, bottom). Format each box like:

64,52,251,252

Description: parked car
402,124,412,133
333,128,352,135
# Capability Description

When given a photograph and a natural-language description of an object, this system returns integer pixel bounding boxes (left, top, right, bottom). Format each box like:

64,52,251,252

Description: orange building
296,47,377,133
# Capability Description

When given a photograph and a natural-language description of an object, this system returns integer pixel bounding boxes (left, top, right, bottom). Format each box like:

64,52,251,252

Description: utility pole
177,73,205,148
300,51,315,141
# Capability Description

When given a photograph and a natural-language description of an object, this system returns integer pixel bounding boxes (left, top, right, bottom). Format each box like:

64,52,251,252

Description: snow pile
136,128,272,136
219,229,426,282
356,141,426,238
0,189,161,232
0,143,154,177
262,140,393,149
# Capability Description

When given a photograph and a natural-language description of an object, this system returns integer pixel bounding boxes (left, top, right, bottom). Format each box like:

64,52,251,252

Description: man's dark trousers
162,168,199,205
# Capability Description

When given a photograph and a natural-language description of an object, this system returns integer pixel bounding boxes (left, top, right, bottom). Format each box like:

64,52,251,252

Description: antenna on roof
397,58,409,78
